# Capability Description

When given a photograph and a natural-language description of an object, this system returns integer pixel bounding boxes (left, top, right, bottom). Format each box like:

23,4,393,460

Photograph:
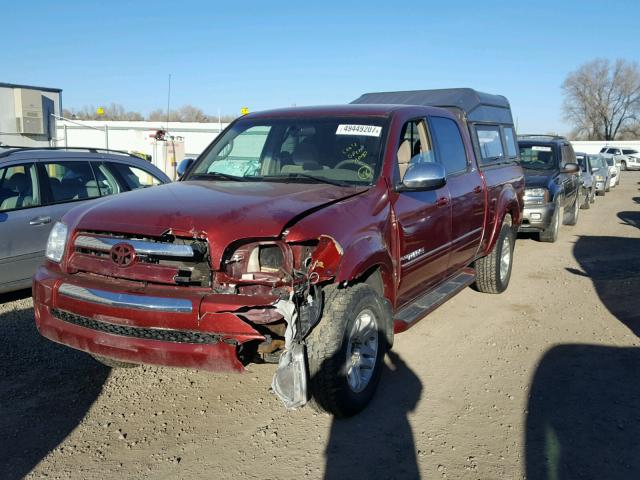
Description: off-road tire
563,194,580,225
92,354,139,369
539,202,560,243
306,284,389,417
474,216,515,294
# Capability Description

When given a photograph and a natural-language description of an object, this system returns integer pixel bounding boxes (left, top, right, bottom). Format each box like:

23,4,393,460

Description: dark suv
517,135,581,242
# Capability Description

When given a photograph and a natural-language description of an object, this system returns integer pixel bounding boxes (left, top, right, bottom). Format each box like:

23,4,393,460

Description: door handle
29,216,51,226
436,196,450,207
473,185,482,194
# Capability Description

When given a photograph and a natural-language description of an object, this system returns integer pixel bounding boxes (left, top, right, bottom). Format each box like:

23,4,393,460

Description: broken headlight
224,241,293,281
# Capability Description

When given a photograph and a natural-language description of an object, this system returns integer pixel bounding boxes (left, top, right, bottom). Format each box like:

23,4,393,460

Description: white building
0,82,62,147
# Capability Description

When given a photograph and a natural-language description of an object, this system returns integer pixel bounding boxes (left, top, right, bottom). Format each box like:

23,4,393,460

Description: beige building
0,82,62,147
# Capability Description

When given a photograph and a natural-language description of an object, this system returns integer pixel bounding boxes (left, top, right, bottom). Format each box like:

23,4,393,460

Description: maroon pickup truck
34,88,524,417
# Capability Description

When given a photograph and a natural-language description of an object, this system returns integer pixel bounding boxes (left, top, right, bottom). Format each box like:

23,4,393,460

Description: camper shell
352,88,519,166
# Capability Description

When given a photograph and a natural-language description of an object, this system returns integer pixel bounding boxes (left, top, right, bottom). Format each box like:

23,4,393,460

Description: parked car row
517,136,626,243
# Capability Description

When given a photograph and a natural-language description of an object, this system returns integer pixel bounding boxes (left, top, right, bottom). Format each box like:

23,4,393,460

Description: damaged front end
212,235,343,408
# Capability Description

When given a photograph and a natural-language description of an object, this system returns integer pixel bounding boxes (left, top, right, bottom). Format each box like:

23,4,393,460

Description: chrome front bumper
58,283,193,313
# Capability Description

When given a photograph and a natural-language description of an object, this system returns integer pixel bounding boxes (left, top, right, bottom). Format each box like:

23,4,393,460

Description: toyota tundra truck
34,88,524,417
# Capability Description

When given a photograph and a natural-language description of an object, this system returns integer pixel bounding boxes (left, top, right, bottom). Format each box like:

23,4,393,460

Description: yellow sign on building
96,107,105,116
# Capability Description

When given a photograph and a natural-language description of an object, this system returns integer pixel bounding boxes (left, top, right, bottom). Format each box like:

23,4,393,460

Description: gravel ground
1,172,639,480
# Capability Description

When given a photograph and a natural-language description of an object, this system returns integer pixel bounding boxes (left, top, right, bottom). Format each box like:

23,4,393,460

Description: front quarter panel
284,181,397,303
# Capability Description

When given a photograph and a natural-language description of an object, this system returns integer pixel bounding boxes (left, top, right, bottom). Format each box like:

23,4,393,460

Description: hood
71,180,366,266
523,169,555,189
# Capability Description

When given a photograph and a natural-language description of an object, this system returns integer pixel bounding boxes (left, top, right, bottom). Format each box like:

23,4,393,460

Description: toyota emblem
110,243,136,267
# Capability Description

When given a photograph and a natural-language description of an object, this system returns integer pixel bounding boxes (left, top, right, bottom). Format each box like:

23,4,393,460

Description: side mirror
177,158,195,179
398,162,446,191
561,162,579,174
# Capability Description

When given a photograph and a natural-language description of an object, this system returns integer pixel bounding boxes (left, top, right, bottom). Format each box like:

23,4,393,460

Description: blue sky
2,0,638,133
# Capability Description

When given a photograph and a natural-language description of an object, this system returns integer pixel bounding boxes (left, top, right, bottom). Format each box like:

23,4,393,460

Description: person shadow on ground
526,233,640,480
0,289,110,480
323,350,423,480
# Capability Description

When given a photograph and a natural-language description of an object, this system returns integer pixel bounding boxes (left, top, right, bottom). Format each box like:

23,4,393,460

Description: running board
394,268,476,333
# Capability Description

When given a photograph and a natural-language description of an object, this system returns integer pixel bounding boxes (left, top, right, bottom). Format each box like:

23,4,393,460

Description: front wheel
539,203,560,243
474,216,515,294
621,161,627,171
563,194,580,225
306,284,389,417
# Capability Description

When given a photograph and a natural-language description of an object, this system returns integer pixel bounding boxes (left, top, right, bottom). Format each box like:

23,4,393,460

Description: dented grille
52,309,221,344
71,231,211,287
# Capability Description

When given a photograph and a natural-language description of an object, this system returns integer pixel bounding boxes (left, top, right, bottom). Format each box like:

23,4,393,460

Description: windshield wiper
190,172,248,182
261,173,353,187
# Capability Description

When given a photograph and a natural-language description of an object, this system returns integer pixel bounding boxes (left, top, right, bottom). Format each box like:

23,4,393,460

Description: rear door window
108,163,163,190
476,125,505,164
430,116,468,174
42,161,100,203
0,163,41,212
503,127,518,158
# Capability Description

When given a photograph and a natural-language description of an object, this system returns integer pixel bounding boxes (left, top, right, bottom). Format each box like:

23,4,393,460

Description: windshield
518,144,557,170
188,117,387,186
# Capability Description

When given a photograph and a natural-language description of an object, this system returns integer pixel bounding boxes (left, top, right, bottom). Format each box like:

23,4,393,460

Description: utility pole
166,73,172,134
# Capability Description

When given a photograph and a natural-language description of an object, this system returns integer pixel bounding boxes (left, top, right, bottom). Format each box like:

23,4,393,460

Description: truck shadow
0,299,109,480
526,235,640,479
323,350,422,479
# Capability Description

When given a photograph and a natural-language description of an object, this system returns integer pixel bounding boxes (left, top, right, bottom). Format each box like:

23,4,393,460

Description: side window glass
503,127,518,158
476,125,505,164
397,119,434,180
0,163,41,212
108,163,162,190
93,162,121,196
43,161,100,203
430,116,467,174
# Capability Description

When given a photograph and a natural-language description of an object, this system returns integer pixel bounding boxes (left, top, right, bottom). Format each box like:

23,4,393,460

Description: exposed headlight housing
45,222,68,263
224,241,293,282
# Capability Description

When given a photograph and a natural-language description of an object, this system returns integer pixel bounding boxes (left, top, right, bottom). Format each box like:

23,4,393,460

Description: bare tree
177,105,209,122
62,103,144,121
562,59,640,140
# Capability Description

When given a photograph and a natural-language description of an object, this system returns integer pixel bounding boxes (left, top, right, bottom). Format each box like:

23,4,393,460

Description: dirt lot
1,173,639,480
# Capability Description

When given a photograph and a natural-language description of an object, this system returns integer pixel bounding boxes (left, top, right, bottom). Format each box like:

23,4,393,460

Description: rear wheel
580,188,590,209
92,355,139,369
306,284,389,417
539,202,560,243
474,216,515,294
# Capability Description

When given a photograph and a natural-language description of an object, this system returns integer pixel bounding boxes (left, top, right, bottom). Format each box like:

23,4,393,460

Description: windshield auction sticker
531,146,552,151
336,124,382,137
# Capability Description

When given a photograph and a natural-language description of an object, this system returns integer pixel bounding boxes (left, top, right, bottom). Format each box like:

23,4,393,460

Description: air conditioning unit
14,88,44,135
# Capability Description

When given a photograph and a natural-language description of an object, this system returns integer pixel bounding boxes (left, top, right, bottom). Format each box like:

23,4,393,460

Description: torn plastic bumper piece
271,295,309,409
